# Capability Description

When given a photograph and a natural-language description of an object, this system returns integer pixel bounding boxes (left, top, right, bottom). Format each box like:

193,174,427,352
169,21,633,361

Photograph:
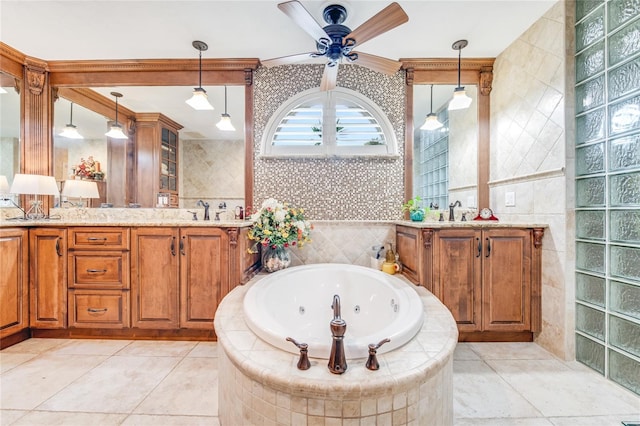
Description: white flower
261,198,280,210
295,221,306,231
274,209,286,223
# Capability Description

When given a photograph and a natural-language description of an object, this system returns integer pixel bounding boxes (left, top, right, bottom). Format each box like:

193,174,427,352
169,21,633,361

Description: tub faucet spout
328,294,348,374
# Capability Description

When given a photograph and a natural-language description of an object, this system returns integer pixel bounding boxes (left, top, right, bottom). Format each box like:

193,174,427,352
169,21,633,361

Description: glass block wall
574,0,640,395
416,110,449,209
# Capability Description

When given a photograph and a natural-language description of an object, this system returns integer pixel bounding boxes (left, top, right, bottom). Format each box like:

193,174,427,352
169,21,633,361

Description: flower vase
262,245,291,273
410,210,425,222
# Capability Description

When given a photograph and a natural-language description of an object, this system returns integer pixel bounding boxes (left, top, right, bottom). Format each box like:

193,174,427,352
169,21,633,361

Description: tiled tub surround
214,274,458,426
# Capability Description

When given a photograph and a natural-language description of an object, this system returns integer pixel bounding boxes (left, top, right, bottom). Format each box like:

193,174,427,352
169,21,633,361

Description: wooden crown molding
47,58,260,73
400,58,495,71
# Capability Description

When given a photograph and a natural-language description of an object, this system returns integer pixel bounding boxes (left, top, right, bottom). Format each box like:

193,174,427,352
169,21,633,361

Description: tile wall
252,64,406,221
489,1,572,359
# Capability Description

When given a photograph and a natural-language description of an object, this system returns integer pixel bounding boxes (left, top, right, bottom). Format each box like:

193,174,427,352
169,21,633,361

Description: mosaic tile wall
253,64,406,220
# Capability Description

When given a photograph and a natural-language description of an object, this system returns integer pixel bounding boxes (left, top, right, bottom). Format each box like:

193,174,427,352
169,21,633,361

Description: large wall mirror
52,84,246,209
0,71,21,192
412,84,478,210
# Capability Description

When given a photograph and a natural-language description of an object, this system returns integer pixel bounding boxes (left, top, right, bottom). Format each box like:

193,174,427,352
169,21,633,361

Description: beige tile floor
1,339,638,425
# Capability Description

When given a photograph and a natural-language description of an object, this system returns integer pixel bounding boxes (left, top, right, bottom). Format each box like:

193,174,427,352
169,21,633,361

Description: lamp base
26,200,45,220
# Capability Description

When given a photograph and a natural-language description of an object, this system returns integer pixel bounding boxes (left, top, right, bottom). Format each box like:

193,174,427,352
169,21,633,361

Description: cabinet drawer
69,227,129,250
69,290,129,328
69,252,129,289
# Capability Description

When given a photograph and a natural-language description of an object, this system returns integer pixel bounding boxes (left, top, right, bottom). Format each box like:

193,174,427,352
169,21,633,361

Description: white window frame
260,87,399,158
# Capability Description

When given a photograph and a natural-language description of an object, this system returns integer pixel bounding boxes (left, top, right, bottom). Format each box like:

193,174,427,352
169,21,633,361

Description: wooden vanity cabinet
0,228,29,343
396,225,544,340
67,227,130,328
131,227,232,330
30,228,67,329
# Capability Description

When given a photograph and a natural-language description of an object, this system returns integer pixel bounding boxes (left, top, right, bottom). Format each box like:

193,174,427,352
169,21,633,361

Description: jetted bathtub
243,263,424,359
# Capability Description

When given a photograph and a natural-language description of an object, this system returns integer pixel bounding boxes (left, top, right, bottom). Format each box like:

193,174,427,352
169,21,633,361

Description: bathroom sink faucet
328,294,348,374
196,200,210,221
449,200,462,221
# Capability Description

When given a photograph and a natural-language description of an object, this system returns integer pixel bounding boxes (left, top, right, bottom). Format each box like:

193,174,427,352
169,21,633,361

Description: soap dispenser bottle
381,243,399,275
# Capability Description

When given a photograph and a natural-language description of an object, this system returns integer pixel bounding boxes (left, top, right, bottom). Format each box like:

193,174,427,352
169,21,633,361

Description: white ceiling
1,0,556,140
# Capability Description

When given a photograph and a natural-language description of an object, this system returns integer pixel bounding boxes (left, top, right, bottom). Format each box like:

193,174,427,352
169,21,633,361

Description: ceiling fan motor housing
317,4,354,64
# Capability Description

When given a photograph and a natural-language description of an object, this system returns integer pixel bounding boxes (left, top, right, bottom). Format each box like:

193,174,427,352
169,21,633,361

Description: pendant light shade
0,87,8,94
59,102,84,139
105,92,128,139
421,85,444,131
216,86,236,131
186,40,214,111
448,39,473,111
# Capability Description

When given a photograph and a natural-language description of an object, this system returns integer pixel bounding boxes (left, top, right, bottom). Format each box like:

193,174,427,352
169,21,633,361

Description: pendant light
59,102,84,139
216,86,236,131
186,40,214,110
420,85,444,131
448,39,473,111
105,92,128,139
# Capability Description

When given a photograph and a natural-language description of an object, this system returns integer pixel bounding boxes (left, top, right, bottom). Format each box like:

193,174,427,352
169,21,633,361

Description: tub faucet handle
286,337,311,370
365,338,390,371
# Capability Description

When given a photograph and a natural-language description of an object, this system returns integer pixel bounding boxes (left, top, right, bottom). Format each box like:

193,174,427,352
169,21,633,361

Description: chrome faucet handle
286,337,311,370
187,210,198,221
365,338,390,371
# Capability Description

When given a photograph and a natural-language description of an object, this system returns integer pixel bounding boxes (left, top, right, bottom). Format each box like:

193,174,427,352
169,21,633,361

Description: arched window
261,88,398,157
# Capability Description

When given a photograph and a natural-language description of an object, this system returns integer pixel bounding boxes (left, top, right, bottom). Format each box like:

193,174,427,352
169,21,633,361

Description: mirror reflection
53,85,246,209
412,84,478,210
0,71,20,190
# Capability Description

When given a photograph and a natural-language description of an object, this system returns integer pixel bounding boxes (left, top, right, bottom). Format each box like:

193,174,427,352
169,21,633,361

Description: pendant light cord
457,48,462,88
70,102,74,124
430,85,434,112
198,50,203,89
224,86,228,114
114,96,119,124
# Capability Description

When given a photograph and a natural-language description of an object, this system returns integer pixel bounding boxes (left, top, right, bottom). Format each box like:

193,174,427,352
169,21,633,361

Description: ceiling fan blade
278,1,330,42
320,65,338,91
261,52,316,68
345,2,408,47
351,52,402,75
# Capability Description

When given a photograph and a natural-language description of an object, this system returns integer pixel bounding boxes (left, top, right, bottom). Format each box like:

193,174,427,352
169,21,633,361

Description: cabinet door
433,228,482,332
179,228,229,329
482,228,532,331
396,226,421,285
30,228,67,328
0,229,29,339
131,228,179,329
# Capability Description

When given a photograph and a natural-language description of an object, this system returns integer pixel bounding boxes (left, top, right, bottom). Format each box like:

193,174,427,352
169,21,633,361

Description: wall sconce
421,84,444,131
59,102,84,139
186,40,214,110
105,92,128,139
448,39,473,111
216,86,236,131
61,179,100,207
9,174,60,220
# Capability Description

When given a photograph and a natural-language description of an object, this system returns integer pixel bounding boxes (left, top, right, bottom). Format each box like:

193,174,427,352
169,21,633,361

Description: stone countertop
394,220,548,228
214,273,459,399
0,218,252,228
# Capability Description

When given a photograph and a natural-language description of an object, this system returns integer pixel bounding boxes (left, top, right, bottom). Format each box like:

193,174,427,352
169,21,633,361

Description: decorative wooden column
23,56,54,211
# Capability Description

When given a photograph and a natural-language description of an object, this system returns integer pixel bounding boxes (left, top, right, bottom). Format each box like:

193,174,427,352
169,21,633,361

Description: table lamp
61,180,100,207
9,174,60,219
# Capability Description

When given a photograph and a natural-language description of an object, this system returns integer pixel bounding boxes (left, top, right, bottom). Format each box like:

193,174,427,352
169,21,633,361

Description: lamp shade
186,87,214,110
59,124,84,139
0,175,9,194
61,180,100,199
105,123,128,139
216,113,236,131
448,87,473,111
420,113,444,131
10,174,59,196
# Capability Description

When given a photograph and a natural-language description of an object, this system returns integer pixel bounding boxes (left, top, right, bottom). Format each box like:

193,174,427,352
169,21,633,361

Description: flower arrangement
73,156,104,180
247,198,312,252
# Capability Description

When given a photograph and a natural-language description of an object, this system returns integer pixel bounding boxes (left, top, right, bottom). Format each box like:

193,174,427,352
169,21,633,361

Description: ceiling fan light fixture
59,102,84,139
105,92,128,139
187,40,214,111
448,39,472,111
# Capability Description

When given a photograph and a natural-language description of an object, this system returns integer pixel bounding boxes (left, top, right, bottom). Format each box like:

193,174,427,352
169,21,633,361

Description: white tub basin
243,263,424,359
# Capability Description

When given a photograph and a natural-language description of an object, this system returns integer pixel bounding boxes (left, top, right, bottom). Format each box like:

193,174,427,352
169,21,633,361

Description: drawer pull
87,237,108,241
87,307,108,313
86,269,107,273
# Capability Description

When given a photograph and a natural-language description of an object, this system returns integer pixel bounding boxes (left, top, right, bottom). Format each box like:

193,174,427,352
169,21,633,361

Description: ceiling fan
262,1,409,91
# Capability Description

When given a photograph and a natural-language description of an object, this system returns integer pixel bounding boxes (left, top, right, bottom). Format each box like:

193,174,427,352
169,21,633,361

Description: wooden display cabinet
135,113,183,208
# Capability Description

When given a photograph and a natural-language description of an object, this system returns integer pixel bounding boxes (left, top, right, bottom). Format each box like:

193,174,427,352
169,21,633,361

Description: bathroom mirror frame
401,58,494,211
47,57,259,206
0,44,24,176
